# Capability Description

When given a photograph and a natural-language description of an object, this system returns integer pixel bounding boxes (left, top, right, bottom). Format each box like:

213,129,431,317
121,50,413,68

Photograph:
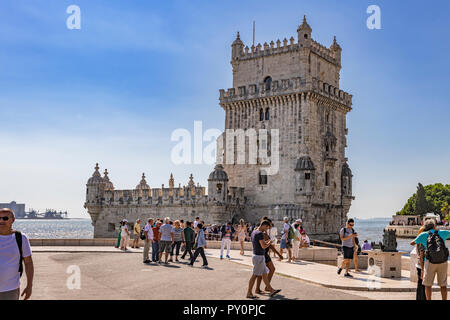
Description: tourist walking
143,218,154,263
292,223,301,261
279,217,293,263
132,219,141,249
255,218,283,294
152,221,161,262
220,222,234,259
411,219,449,300
189,223,208,268
181,221,195,260
120,220,130,251
159,217,174,264
337,218,357,278
0,208,34,300
169,220,185,262
236,219,248,255
246,220,281,299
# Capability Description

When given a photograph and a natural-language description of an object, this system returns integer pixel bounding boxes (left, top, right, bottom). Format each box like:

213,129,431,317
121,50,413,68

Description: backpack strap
14,231,24,277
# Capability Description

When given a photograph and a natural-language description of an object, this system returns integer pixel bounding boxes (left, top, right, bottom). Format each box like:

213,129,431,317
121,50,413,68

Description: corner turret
231,32,244,61
297,15,312,47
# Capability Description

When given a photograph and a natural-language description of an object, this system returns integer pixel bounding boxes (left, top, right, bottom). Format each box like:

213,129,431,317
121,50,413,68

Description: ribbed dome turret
342,163,352,177
136,173,150,190
208,164,229,181
295,156,315,171
87,163,104,185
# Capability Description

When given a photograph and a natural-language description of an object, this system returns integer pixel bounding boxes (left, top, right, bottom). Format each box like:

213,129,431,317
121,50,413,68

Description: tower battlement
234,36,340,66
219,76,352,107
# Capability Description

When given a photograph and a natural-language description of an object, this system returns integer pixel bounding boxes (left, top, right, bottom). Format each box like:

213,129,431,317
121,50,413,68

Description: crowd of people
115,216,313,261
1,205,448,300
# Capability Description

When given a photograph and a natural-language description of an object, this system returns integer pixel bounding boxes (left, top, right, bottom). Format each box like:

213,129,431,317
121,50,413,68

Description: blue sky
0,0,449,219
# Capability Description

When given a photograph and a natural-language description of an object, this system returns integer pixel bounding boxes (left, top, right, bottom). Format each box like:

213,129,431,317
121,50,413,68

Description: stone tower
218,16,354,241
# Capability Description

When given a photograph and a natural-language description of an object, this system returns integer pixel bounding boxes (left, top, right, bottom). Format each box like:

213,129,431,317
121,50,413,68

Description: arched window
265,108,270,120
325,171,330,186
259,171,268,185
259,108,264,121
264,76,272,91
216,183,222,193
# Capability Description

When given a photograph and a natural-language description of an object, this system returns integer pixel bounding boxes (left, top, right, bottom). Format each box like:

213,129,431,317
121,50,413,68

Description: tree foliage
396,183,450,217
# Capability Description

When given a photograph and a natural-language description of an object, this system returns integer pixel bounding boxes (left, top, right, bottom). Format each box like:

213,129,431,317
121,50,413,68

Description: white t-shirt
0,233,32,292
193,220,199,228
144,224,153,240
159,224,174,241
281,223,290,240
121,224,129,237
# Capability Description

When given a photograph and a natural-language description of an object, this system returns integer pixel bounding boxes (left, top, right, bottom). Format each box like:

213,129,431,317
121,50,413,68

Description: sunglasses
349,223,354,226
1,216,10,221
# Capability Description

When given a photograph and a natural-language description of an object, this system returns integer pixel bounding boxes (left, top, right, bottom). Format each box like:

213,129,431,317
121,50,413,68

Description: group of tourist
135,217,209,267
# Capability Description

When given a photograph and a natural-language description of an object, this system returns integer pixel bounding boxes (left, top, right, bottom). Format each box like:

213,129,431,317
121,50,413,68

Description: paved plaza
22,247,424,300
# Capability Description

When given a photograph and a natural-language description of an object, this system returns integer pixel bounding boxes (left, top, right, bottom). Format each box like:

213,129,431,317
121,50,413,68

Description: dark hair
195,217,200,220
186,221,192,227
260,220,271,228
261,216,269,222
347,218,354,224
180,219,184,223
294,223,299,229
197,223,203,229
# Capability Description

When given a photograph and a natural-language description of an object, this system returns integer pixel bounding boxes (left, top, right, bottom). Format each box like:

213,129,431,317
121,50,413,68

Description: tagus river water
13,217,448,255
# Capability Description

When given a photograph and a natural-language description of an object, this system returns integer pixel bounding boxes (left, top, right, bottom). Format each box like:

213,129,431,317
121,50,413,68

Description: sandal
269,289,281,297
246,295,259,299
255,289,263,294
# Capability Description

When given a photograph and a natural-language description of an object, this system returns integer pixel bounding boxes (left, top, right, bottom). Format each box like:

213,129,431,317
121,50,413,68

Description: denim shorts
280,239,292,249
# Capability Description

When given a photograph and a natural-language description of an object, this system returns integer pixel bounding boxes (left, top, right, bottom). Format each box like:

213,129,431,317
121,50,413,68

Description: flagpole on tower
252,21,255,47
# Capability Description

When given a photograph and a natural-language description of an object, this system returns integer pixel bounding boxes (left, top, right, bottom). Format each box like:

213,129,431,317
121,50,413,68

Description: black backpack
15,231,24,277
139,228,146,240
425,231,449,264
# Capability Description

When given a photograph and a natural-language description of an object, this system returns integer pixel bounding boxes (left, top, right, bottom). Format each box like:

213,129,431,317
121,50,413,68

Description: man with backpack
411,219,450,300
278,217,293,263
0,208,33,300
338,218,357,278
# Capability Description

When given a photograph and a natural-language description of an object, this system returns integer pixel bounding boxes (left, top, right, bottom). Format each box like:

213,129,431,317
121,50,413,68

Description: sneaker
344,273,353,278
226,255,230,259
188,263,193,267
337,268,342,275
201,265,208,268
220,255,223,260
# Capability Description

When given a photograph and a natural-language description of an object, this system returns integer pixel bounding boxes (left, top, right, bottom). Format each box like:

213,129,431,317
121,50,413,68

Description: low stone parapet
29,239,338,262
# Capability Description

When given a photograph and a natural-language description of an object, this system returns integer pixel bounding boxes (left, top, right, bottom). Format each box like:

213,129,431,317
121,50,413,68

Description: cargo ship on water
0,201,68,219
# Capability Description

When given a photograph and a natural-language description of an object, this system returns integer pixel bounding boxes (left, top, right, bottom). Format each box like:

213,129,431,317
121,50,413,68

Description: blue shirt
196,229,207,248
413,229,450,261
